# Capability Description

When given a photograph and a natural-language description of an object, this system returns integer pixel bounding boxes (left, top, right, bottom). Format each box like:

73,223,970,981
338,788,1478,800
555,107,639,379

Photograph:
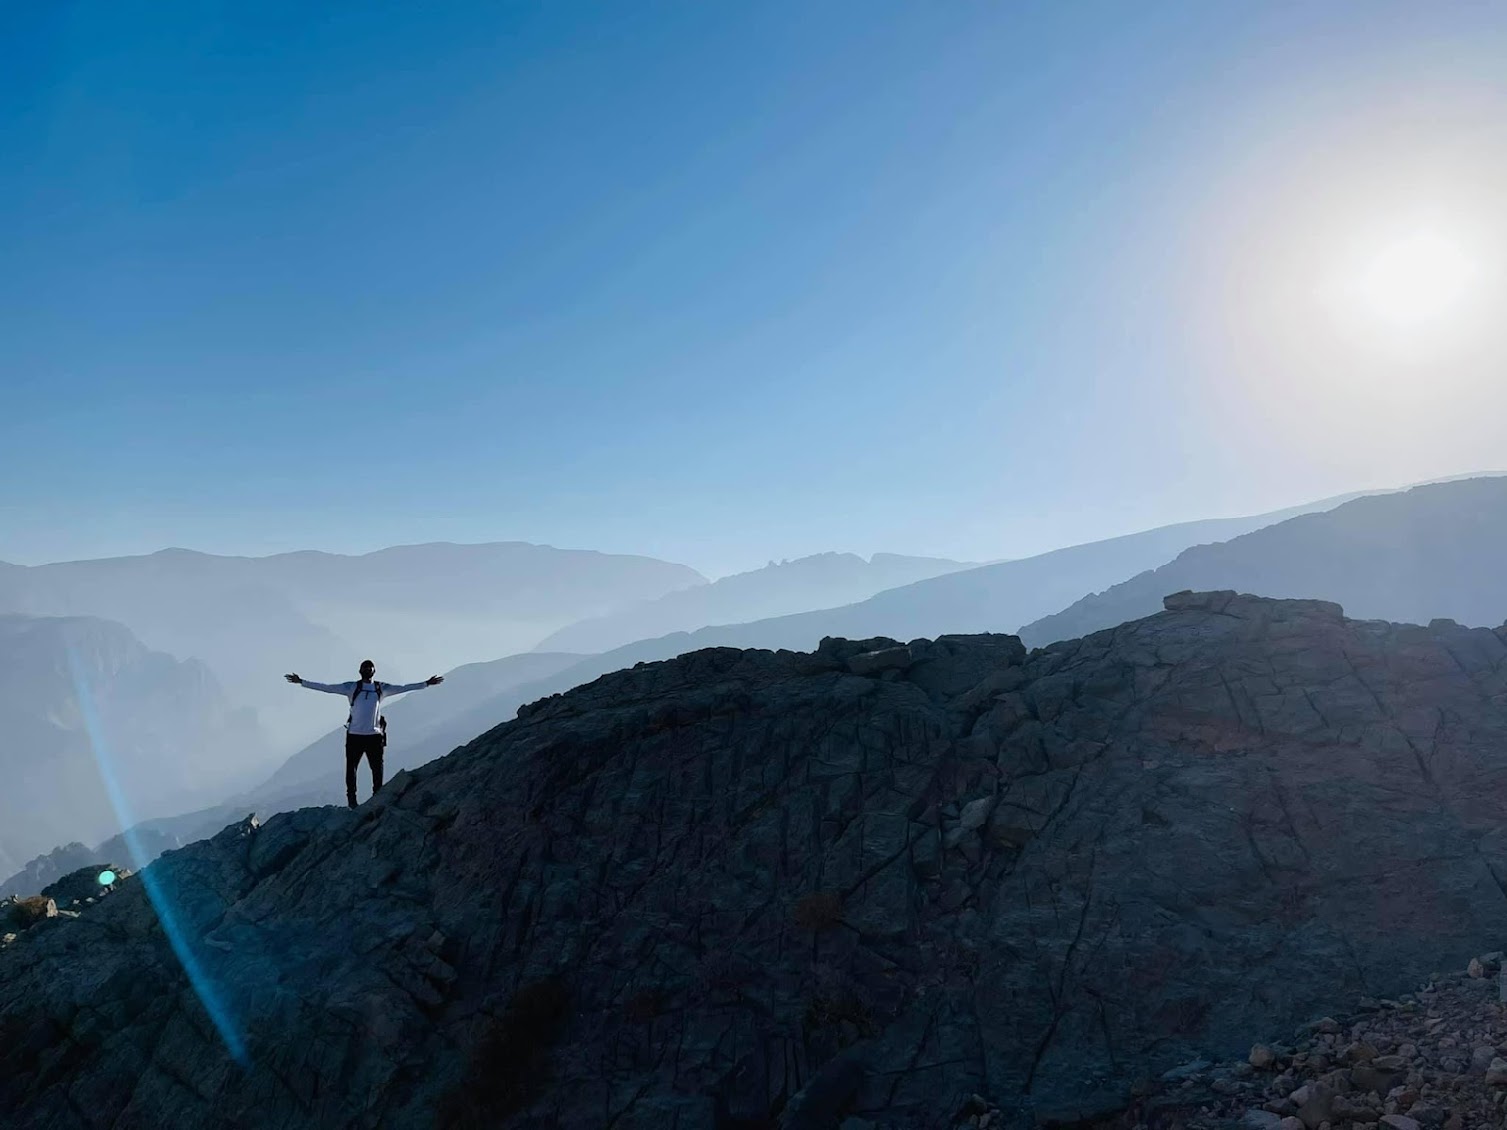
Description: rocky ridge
7,592,1507,1128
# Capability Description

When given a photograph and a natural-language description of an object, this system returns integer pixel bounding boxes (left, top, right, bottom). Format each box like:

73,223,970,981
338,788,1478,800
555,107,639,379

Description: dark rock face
6,594,1507,1128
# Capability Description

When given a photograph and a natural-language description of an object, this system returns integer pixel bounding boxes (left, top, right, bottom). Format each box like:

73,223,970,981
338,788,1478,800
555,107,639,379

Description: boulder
1294,1080,1336,1128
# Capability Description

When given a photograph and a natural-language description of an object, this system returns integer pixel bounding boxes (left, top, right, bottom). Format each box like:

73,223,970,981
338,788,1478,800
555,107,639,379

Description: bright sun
1350,229,1479,328
1326,224,1484,344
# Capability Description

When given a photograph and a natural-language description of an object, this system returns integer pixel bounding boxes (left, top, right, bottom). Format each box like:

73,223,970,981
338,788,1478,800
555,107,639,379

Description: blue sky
5,2,1507,576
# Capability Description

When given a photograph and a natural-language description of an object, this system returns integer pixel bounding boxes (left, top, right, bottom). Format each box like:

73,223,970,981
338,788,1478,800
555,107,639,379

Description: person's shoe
347,798,357,809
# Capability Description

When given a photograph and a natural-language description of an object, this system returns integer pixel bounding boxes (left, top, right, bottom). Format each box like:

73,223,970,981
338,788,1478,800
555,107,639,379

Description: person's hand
426,675,444,686
284,673,302,684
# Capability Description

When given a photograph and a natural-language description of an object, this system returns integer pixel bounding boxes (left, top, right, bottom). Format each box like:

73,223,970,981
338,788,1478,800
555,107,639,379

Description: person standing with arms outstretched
285,660,444,808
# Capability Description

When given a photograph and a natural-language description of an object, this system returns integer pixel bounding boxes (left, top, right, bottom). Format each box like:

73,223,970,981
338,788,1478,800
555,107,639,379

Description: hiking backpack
347,681,388,744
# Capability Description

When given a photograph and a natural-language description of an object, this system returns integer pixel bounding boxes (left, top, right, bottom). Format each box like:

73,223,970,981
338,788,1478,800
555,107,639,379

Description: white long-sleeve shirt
297,679,430,735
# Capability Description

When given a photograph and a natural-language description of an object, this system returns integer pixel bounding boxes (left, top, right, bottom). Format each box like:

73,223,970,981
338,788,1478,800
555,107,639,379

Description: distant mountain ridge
508,489,1375,682
0,541,704,751
1020,476,1507,647
536,551,972,655
0,613,269,874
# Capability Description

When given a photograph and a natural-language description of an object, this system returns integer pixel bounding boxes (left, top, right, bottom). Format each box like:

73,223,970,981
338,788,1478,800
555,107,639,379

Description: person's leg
368,734,385,795
344,734,362,808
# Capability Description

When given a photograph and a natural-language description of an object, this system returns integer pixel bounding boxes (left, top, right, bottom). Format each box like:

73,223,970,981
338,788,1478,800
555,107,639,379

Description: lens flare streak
66,646,249,1067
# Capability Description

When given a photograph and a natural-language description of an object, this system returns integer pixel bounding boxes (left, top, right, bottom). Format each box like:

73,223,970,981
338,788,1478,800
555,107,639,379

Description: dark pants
345,732,385,807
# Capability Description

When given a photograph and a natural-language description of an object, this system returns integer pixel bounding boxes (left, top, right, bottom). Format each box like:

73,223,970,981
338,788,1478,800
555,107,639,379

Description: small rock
1470,1045,1496,1074
1387,1085,1418,1107
1342,1041,1379,1064
1296,1080,1336,1128
957,795,997,831
1485,1056,1507,1086
942,825,973,851
1278,1119,1305,1130
1242,1111,1283,1129
1469,957,1486,978
1251,1044,1277,1069
1353,1059,1406,1096
1331,1092,1379,1121
1381,1117,1421,1130
1161,1058,1211,1082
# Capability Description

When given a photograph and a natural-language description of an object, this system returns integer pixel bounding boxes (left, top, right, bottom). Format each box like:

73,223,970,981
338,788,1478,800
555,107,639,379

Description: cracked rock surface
7,592,1507,1128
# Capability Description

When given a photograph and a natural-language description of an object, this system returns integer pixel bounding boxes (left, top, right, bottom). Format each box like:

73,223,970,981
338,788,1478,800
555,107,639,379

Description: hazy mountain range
492,488,1376,681
0,542,702,750
1021,476,1507,647
0,614,268,875
534,551,972,654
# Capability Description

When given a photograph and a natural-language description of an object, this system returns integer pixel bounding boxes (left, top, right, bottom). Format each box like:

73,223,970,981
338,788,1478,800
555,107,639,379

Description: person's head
358,659,376,681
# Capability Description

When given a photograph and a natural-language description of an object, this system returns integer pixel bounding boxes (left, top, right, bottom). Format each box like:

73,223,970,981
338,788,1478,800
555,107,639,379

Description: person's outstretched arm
284,674,357,694
378,675,445,697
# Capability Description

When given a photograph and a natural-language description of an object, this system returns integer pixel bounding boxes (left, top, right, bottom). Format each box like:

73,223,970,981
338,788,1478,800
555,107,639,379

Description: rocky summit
7,592,1507,1129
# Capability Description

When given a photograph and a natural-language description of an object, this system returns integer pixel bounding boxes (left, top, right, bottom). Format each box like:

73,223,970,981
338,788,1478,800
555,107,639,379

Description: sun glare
1352,230,1478,327
1323,223,1485,346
